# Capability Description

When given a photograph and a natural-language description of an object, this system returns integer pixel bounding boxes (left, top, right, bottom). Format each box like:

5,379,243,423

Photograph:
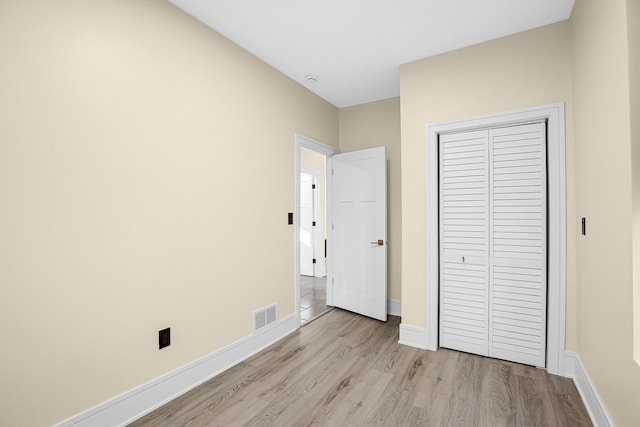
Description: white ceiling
168,0,575,108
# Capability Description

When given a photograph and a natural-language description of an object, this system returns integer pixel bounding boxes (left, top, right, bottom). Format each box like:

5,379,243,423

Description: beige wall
399,23,577,350
628,0,640,365
339,98,402,302
571,0,640,424
0,1,338,426
3,0,639,425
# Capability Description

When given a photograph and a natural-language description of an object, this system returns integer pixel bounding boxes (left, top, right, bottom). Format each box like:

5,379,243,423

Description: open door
299,172,315,276
329,146,387,321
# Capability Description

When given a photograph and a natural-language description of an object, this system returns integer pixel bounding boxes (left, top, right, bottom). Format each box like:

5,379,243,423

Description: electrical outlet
159,328,170,349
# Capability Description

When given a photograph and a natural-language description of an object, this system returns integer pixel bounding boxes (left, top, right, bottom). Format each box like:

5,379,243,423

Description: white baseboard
564,351,613,427
56,314,298,427
563,351,577,378
398,324,430,350
387,299,402,317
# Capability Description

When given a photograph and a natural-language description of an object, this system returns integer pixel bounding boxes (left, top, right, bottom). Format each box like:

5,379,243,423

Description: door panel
489,123,547,367
331,147,387,321
439,130,489,356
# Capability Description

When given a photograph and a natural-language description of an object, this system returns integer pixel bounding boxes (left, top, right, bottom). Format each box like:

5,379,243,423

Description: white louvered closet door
439,122,547,368
439,130,490,357
489,123,547,367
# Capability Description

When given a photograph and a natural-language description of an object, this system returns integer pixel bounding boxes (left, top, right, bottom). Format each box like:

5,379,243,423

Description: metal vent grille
266,304,277,324
253,311,266,331
253,303,277,332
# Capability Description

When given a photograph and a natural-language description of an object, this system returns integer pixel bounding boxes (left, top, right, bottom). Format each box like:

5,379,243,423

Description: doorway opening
300,151,328,324
295,135,338,326
295,134,388,325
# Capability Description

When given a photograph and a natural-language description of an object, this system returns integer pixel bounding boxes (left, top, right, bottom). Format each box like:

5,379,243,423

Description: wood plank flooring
129,309,592,427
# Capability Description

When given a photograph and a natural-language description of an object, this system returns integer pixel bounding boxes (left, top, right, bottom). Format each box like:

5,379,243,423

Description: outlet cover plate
159,328,170,349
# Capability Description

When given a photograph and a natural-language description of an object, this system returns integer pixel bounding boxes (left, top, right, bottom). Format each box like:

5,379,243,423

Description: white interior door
300,172,314,276
330,146,387,321
439,122,547,368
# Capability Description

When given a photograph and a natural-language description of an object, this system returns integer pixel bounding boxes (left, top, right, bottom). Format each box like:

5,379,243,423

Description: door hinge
312,184,316,189
312,221,316,226
312,258,316,264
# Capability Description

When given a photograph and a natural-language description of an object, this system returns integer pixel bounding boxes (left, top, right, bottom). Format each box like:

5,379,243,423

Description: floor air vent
253,304,277,332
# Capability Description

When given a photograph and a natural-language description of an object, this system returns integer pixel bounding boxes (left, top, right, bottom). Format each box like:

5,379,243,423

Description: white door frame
426,103,566,375
300,167,325,278
295,134,338,327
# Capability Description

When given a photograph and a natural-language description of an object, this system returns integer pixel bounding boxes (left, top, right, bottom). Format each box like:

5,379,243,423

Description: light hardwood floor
129,309,592,426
